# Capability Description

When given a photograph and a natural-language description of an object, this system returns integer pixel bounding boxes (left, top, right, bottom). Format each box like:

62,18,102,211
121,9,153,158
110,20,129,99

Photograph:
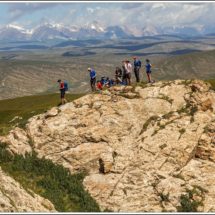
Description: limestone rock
45,107,59,118
0,127,32,156
1,79,215,212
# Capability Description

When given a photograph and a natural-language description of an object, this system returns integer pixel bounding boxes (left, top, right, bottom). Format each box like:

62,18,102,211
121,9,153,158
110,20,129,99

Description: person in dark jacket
115,67,122,84
88,67,96,91
133,56,141,83
145,59,154,83
121,60,127,85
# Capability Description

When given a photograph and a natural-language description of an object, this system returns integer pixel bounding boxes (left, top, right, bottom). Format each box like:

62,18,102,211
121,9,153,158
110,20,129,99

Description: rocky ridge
0,79,215,212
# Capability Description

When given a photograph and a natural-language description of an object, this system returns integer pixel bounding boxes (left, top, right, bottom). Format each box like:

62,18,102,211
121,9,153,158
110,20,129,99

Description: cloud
121,3,144,9
8,3,59,20
86,7,94,13
3,2,215,35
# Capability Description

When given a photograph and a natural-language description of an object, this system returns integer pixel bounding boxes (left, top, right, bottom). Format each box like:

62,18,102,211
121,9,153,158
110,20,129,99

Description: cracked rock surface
1,80,215,212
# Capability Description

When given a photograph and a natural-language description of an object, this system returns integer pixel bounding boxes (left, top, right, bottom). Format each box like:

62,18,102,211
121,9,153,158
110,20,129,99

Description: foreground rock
0,167,56,212
1,80,215,212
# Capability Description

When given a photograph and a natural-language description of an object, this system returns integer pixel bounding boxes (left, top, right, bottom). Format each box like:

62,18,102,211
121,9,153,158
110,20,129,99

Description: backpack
64,82,69,91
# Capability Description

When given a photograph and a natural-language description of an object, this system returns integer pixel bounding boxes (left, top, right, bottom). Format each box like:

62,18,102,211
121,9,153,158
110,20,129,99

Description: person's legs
134,67,140,83
124,74,128,85
92,78,96,91
90,79,94,91
60,90,66,105
122,72,126,85
147,72,152,83
136,67,140,82
63,93,68,104
128,73,131,85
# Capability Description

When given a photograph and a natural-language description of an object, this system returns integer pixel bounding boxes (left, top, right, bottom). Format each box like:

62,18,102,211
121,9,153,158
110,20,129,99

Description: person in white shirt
124,60,132,85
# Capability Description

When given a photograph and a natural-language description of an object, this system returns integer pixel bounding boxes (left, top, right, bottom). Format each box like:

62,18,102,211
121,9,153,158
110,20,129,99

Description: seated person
96,80,103,91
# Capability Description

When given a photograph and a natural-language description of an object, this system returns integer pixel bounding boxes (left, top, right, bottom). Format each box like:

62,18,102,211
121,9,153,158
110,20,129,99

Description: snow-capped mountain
31,23,75,40
84,21,105,33
0,22,132,41
0,22,212,42
0,24,31,41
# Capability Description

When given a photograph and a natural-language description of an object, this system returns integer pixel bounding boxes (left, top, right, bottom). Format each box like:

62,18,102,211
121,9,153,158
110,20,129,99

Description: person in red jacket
96,80,103,91
57,79,68,105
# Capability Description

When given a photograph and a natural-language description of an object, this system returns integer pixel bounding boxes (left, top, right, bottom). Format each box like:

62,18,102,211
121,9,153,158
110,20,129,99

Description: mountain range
0,22,132,41
0,21,215,41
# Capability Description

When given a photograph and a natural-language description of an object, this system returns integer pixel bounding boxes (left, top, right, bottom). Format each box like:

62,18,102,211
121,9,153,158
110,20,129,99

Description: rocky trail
0,79,215,212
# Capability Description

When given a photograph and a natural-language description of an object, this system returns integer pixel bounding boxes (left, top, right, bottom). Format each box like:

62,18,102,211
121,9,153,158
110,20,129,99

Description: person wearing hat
88,67,96,91
133,56,141,83
57,79,68,105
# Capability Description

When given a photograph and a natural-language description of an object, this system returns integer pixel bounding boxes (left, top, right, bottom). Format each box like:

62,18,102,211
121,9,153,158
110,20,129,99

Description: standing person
124,60,132,85
145,59,154,83
88,67,96,92
115,67,122,84
122,61,127,85
133,56,141,83
57,79,68,105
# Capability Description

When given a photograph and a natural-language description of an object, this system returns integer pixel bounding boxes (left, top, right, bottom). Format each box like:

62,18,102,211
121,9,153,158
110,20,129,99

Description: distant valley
0,33,215,100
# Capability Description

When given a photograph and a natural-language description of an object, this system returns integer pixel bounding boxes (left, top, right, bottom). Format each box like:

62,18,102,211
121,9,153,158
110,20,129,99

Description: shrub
0,143,100,212
177,187,205,212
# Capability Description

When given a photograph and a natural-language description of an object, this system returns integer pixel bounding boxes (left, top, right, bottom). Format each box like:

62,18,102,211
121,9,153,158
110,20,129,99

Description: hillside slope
0,80,215,212
0,93,83,135
156,50,215,80
0,45,215,100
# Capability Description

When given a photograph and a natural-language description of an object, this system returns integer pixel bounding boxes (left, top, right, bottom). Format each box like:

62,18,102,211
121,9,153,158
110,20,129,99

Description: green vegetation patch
177,186,206,212
0,142,100,212
159,192,170,203
0,93,83,135
139,115,159,135
205,79,215,91
158,94,174,104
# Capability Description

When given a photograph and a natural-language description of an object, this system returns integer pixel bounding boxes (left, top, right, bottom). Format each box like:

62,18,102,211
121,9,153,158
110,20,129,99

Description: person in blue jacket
145,59,154,83
88,67,96,91
133,56,141,83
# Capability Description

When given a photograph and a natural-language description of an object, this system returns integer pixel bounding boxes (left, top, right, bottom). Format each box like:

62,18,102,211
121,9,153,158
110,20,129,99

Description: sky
0,2,215,33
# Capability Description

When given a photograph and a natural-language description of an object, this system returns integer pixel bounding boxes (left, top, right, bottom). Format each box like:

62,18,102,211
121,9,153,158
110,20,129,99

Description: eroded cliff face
0,167,56,212
1,80,215,212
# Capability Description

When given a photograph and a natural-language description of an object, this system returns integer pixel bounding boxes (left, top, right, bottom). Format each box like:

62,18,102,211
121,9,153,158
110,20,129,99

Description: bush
0,142,100,212
177,188,204,212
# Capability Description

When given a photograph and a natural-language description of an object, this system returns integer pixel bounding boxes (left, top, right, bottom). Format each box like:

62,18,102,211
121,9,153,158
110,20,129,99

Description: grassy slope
0,144,100,212
0,93,83,135
206,79,215,90
156,50,215,80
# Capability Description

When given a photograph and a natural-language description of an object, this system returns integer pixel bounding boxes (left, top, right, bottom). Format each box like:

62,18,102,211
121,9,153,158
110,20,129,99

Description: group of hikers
57,57,153,105
88,57,154,92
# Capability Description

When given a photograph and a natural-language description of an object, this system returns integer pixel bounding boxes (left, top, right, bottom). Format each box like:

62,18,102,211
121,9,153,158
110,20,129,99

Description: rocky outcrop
0,79,215,212
0,167,56,212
